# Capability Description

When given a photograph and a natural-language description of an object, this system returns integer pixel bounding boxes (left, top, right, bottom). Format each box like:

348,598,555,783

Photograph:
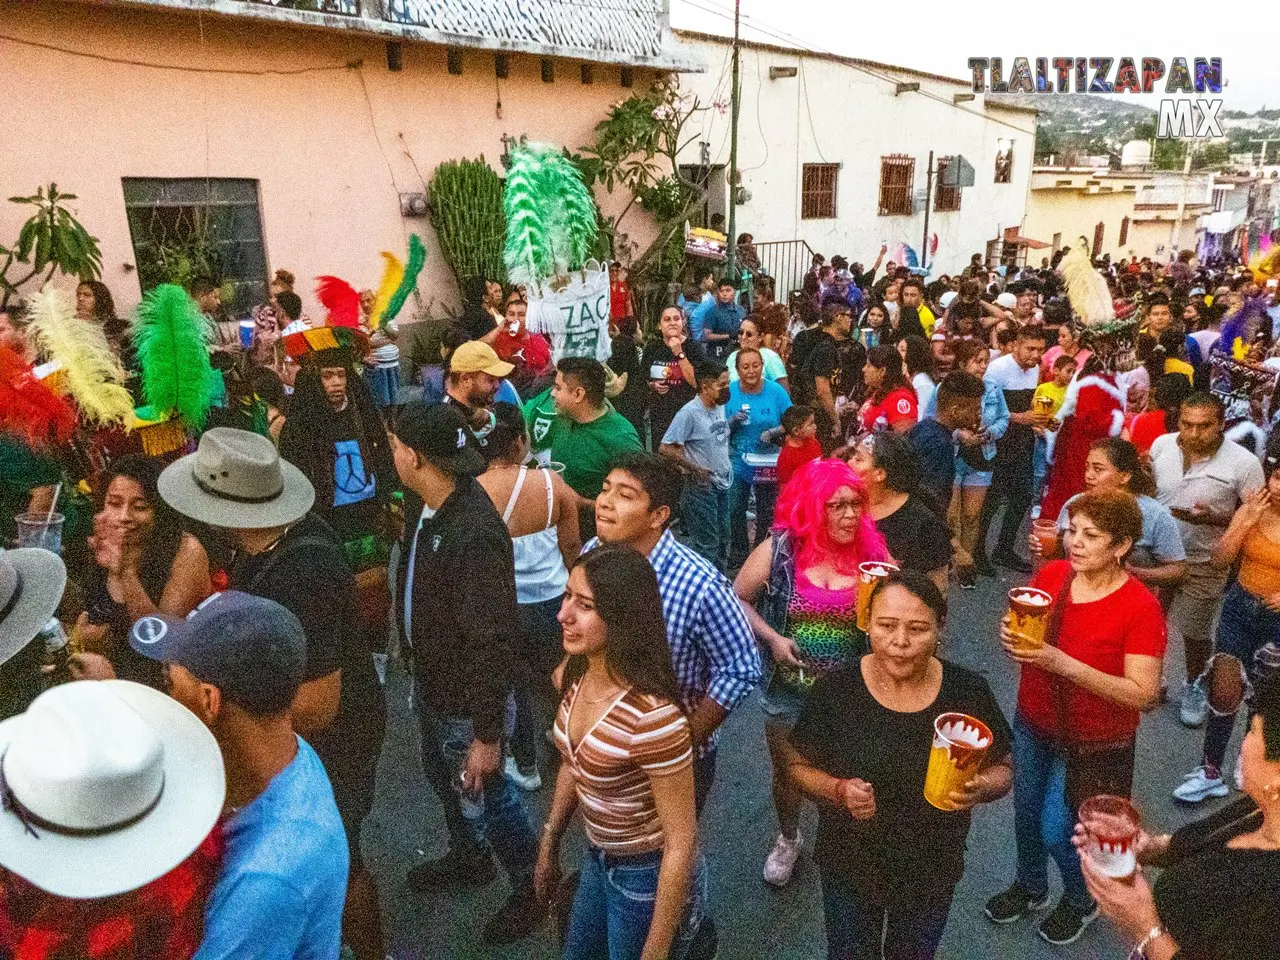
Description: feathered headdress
132,284,217,430
1217,296,1271,360
369,252,403,331
1249,245,1280,286
0,346,77,449
281,325,371,364
503,143,598,287
25,285,134,429
1058,240,1116,326
316,276,361,329
384,233,426,326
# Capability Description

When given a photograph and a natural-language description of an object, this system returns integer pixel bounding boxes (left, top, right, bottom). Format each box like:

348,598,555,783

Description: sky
669,0,1272,112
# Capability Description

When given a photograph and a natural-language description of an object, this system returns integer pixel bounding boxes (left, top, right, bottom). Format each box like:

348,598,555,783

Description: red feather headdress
0,346,77,449
315,276,361,329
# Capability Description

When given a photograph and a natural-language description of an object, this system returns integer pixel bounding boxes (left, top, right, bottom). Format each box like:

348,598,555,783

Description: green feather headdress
503,143,599,288
383,233,426,325
132,284,217,430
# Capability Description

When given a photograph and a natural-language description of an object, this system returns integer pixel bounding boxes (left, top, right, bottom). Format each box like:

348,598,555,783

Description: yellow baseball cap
450,340,515,377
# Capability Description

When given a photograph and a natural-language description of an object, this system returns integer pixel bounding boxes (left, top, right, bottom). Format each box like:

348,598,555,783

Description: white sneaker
1173,766,1230,803
762,831,803,887
1179,682,1208,728
504,756,542,792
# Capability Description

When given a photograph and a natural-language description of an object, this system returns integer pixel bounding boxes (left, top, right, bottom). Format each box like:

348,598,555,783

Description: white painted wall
674,33,1036,277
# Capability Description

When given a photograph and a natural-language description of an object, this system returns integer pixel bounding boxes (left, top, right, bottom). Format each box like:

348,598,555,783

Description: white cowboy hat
0,548,67,667
0,680,225,899
158,427,314,529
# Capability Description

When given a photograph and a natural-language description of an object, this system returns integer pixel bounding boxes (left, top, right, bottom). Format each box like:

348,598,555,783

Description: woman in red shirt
857,344,917,437
984,488,1166,947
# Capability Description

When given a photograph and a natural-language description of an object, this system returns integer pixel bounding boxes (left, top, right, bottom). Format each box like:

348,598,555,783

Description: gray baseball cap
129,591,305,716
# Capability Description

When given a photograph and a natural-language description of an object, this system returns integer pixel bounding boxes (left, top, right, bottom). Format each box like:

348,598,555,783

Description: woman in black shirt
641,306,704,448
1077,671,1280,960
846,432,952,595
784,570,1012,960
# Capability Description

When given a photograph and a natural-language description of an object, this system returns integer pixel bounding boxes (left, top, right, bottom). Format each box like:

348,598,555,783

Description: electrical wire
0,30,362,75
739,47,770,173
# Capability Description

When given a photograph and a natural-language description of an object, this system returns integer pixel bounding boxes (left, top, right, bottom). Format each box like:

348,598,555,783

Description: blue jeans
728,475,777,569
1203,582,1280,769
681,481,731,571
820,869,952,960
1011,716,1092,910
415,696,539,891
564,847,708,960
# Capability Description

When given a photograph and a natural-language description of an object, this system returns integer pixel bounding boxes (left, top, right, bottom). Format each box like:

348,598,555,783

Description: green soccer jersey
522,388,642,499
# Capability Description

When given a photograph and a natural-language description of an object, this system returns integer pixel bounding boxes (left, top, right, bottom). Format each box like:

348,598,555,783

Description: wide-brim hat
159,427,314,529
282,325,371,363
0,680,225,899
0,548,66,667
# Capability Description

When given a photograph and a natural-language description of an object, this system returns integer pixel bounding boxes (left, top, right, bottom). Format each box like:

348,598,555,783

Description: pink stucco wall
0,1,660,320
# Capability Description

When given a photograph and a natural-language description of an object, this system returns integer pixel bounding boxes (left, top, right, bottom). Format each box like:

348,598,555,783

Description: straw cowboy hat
0,548,66,666
159,427,314,529
0,680,225,899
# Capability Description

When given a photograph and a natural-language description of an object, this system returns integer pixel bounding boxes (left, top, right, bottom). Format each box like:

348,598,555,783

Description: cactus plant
427,157,507,287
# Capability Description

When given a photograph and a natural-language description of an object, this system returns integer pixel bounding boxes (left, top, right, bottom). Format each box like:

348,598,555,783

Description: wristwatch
1127,925,1167,960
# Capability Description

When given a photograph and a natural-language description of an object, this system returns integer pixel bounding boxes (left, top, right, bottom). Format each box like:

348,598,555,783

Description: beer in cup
1031,519,1059,559
1006,587,1052,651
856,561,899,633
1078,794,1141,880
923,712,993,810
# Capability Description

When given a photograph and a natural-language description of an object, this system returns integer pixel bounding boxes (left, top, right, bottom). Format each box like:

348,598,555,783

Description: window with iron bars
879,155,914,216
1118,216,1129,247
122,178,268,313
801,164,839,219
935,157,962,212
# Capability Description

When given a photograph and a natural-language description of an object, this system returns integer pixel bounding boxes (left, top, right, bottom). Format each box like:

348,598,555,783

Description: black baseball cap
129,591,306,716
392,400,487,476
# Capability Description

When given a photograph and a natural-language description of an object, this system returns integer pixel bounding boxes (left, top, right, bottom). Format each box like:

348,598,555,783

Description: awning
1003,227,1051,249
1201,208,1248,236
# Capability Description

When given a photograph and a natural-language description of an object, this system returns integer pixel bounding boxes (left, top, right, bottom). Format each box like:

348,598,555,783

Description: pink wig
773,458,888,576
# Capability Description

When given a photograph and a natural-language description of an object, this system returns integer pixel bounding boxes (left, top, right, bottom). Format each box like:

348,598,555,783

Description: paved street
362,561,1235,960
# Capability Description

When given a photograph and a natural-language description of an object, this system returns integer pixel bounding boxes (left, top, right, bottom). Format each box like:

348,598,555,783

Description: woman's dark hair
249,366,285,407
951,337,988,369
461,275,489,306
900,335,934,379
96,456,185,593
1153,372,1193,431
78,280,117,322
275,292,302,322
868,568,947,626
868,431,921,494
1089,437,1156,497
561,543,685,709
866,343,912,402
485,402,528,464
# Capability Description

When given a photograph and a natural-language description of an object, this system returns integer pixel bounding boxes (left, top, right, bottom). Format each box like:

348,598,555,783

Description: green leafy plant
428,156,507,287
1,183,102,308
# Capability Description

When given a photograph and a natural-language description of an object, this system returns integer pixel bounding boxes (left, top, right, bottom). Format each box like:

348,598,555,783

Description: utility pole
1249,137,1276,168
724,0,741,285
1171,143,1195,255
921,150,934,274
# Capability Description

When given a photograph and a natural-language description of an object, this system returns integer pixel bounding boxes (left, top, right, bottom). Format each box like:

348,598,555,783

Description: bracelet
1127,925,1166,960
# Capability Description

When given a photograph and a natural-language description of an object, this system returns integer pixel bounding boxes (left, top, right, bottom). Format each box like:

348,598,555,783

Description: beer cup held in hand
1079,794,1141,880
1006,587,1053,651
856,561,900,633
923,712,993,811
1031,519,1059,559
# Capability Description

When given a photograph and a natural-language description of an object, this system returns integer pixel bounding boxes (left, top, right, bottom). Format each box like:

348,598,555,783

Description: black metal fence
755,239,817,301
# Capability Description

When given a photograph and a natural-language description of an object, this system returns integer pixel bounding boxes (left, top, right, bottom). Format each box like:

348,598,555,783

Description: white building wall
673,33,1036,277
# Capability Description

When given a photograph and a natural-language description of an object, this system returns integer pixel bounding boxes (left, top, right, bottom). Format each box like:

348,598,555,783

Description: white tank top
502,466,570,605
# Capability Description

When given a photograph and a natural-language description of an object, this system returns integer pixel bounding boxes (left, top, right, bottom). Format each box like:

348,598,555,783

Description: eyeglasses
825,499,861,516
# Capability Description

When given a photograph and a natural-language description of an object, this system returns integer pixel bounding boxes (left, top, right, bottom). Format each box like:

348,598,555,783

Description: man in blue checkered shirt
585,452,763,812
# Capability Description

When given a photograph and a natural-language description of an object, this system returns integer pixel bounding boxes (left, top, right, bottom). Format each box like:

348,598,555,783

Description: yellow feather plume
370,252,404,331
26,284,135,429
1249,246,1280,285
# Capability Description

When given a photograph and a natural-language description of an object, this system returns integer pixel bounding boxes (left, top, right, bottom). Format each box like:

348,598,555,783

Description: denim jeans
509,595,565,772
1011,715,1092,911
415,696,539,891
728,475,777,569
564,846,708,960
693,750,717,817
1203,582,1280,769
820,869,952,960
681,481,731,570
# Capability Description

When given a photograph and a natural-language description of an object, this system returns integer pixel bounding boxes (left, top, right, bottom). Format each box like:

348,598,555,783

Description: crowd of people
2,240,1280,960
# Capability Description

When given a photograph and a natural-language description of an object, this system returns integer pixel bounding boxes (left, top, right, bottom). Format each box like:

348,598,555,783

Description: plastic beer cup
1007,587,1053,651
1032,519,1059,559
1079,794,1141,880
856,561,899,632
923,712,993,811
15,512,64,554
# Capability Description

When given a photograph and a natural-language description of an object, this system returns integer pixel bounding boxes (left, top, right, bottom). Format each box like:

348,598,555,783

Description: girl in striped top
536,544,705,960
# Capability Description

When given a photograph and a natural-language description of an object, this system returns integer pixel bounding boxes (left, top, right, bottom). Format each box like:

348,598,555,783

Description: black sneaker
993,551,1033,574
483,889,547,944
407,847,497,891
956,565,977,590
1038,900,1099,945
983,883,1050,924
